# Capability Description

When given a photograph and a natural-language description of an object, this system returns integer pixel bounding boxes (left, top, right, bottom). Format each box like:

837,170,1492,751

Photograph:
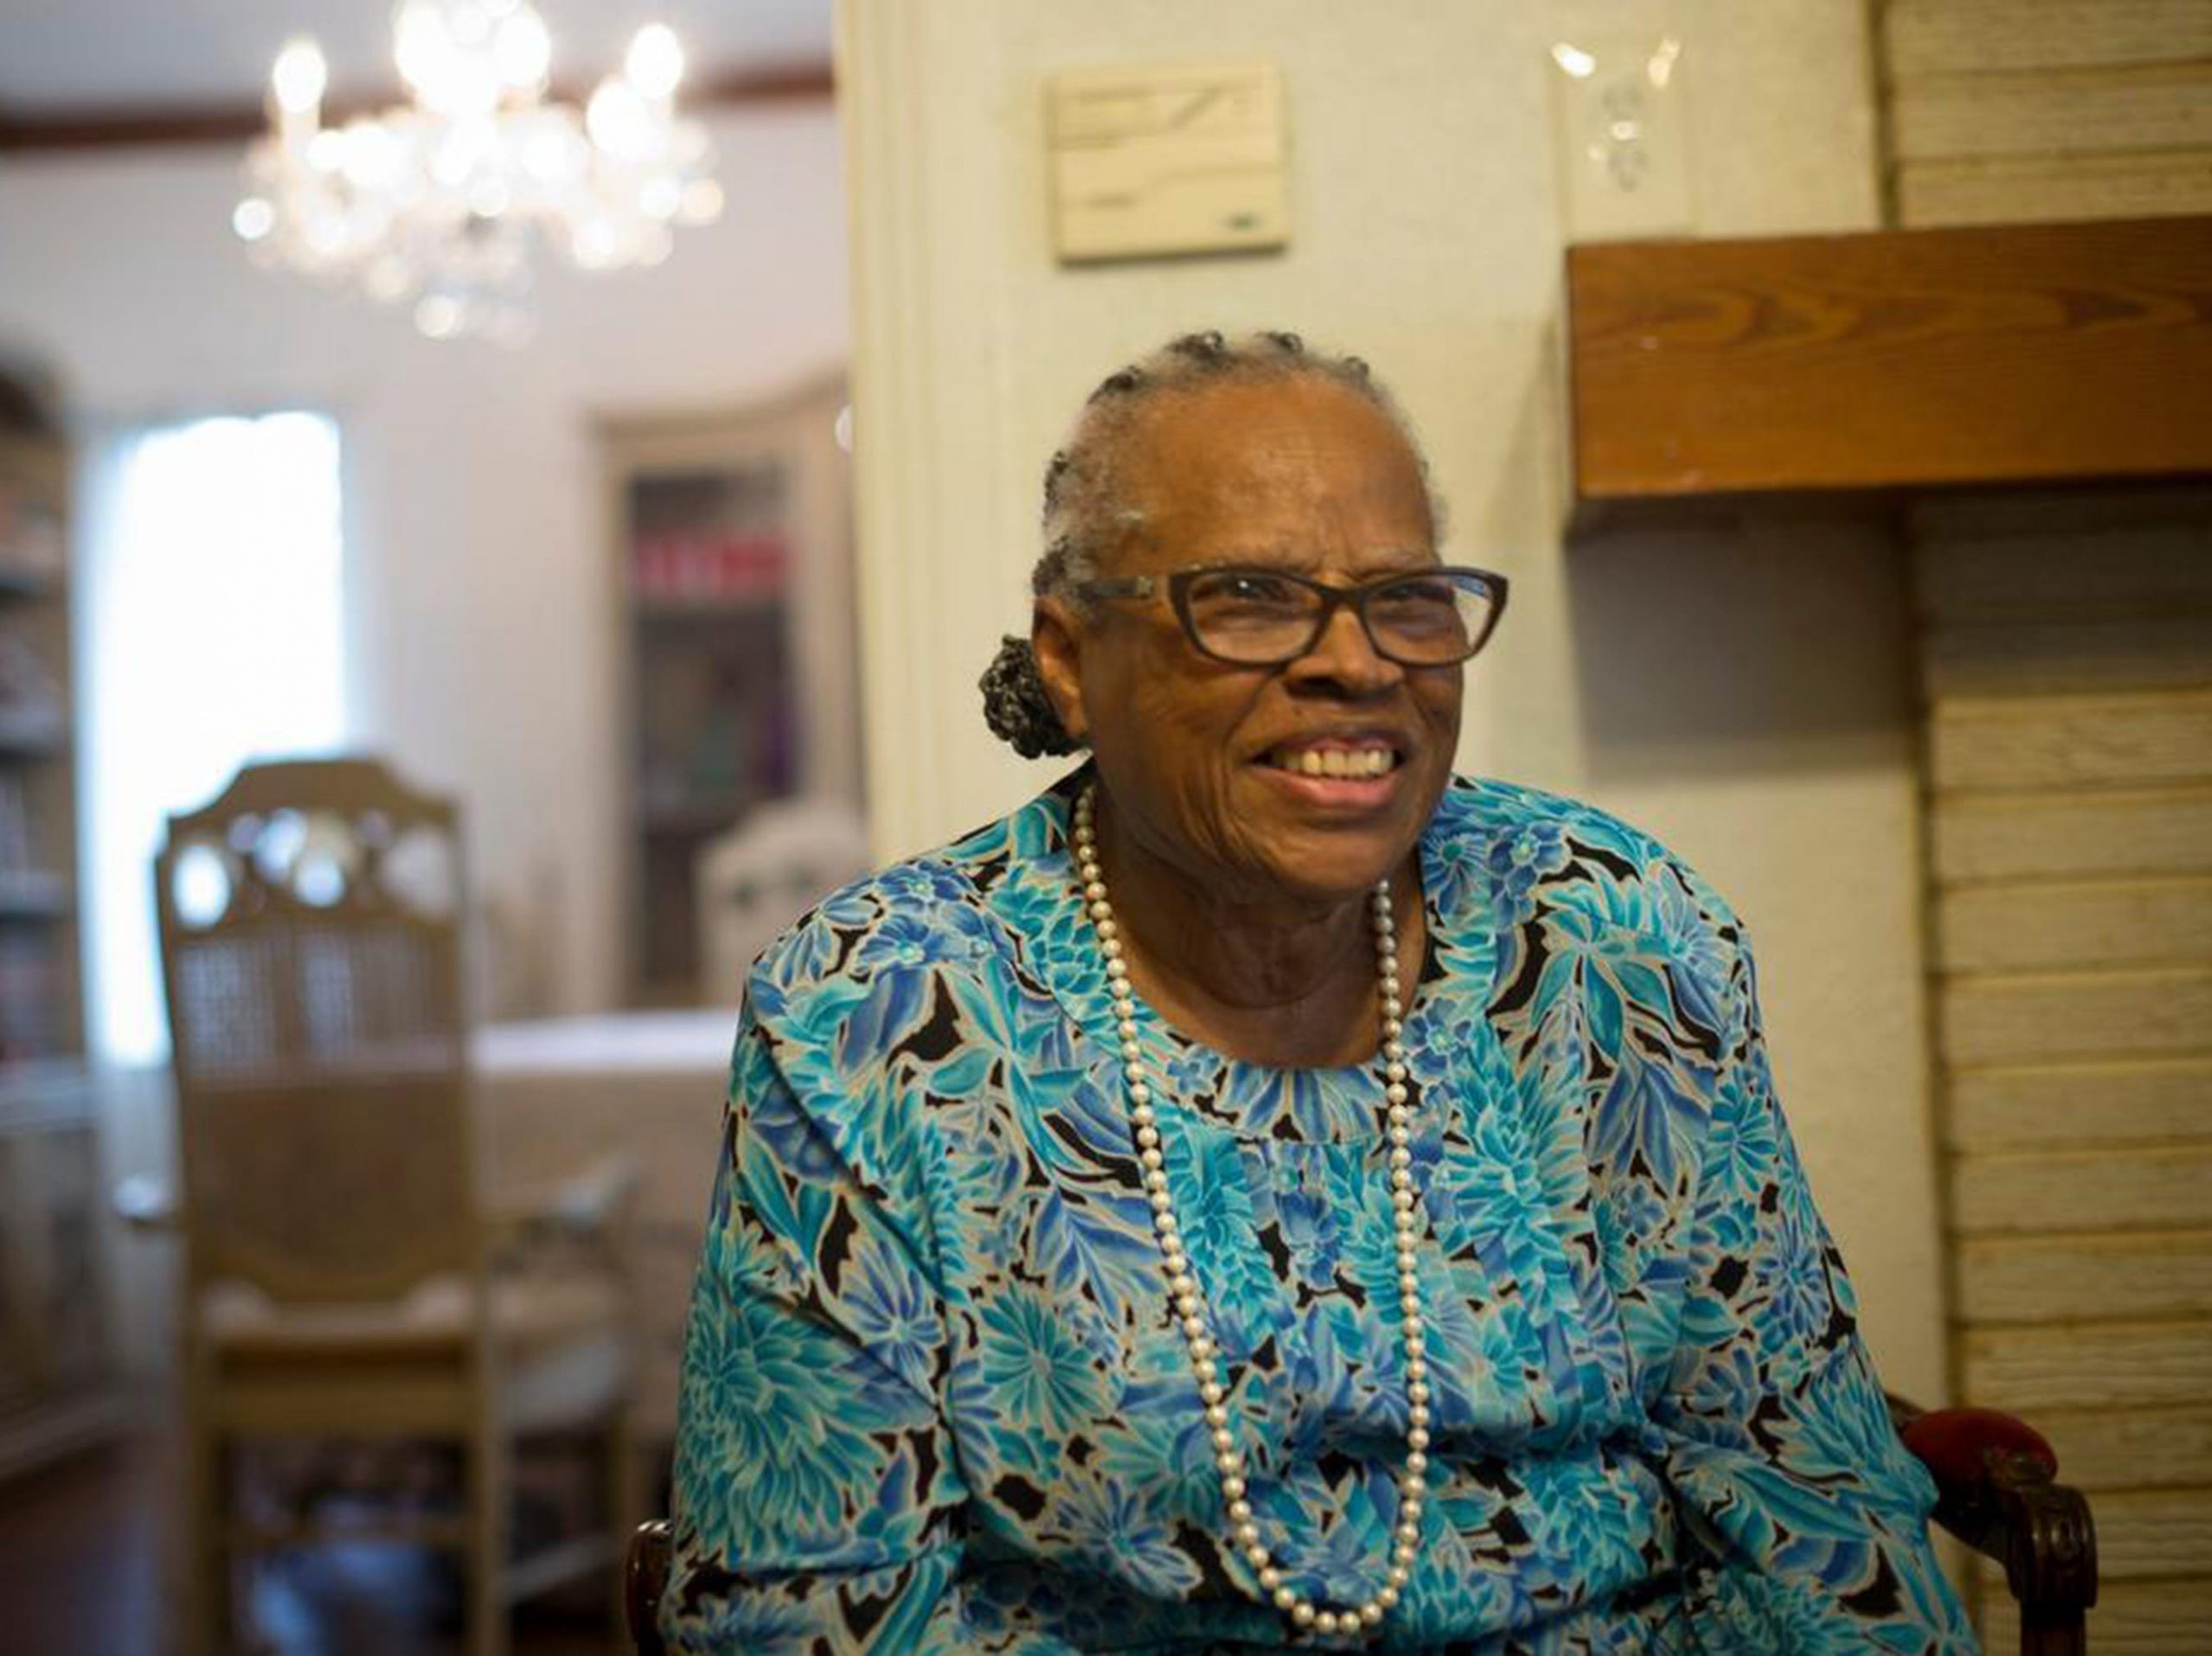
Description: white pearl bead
1314,1610,1339,1635
1292,1604,1316,1628
1259,1565,1281,1590
1272,1587,1298,1612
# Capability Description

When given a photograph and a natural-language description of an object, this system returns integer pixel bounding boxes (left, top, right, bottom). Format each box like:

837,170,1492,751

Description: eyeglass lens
1183,570,1497,665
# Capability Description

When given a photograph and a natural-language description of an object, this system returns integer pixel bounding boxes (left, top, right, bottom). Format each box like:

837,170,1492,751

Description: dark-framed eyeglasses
1070,564,1509,668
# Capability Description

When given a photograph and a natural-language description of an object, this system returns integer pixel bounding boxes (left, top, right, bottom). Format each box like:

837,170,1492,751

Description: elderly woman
663,332,1974,1652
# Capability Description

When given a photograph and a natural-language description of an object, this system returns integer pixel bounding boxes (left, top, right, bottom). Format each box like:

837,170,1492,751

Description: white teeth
1277,747,1395,777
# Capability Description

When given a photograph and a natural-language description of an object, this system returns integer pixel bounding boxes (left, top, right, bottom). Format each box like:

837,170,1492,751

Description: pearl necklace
1071,785,1432,1640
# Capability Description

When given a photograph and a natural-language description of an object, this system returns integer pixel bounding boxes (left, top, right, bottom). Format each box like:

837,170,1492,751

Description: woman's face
1035,374,1463,908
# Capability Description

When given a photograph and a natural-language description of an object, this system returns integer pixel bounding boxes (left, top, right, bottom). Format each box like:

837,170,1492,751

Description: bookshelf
0,369,118,1478
0,423,79,1065
599,373,861,1004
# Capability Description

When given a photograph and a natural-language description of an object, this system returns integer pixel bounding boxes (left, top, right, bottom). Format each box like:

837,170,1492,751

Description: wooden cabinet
599,373,861,1004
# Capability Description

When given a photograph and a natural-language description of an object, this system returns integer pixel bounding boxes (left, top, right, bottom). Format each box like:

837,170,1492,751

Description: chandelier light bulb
392,2,452,98
270,39,328,115
492,7,552,92
625,24,685,101
585,78,654,161
232,197,277,242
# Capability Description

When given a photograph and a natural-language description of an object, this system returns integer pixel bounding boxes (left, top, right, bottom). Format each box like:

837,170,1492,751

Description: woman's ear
1031,600,1089,745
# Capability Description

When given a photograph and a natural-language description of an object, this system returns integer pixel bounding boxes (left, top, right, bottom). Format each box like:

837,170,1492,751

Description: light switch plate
1548,35,1694,241
1048,60,1290,264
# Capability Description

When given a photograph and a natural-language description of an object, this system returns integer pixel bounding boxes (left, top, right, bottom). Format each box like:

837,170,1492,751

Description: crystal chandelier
234,1,724,344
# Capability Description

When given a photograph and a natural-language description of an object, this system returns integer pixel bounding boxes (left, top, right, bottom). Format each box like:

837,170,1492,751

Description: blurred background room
0,2,2206,1652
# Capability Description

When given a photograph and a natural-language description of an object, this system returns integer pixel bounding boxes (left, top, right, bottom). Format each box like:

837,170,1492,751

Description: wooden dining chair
156,755,640,1656
620,1398,2095,1655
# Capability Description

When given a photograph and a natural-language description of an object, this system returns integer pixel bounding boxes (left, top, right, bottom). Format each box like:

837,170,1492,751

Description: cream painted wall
0,105,849,1014
840,3,1949,1397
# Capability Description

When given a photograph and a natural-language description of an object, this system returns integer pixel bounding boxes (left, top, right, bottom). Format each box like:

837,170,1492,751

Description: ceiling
0,0,833,113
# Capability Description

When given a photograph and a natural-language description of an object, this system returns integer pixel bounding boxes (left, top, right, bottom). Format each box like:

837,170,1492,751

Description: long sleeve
1651,936,1978,1653
661,995,974,1654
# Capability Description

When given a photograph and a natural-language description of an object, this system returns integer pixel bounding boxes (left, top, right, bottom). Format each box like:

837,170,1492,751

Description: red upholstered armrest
1898,1405,2058,1490
1888,1394,2096,1642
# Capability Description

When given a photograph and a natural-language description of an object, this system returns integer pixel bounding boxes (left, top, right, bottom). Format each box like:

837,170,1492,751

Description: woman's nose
1286,600,1401,693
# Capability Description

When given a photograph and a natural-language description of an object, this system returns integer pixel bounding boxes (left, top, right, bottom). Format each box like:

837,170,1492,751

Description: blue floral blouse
664,771,1978,1653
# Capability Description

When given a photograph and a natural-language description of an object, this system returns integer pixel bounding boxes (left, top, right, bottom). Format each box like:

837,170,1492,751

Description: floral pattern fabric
664,770,1977,1653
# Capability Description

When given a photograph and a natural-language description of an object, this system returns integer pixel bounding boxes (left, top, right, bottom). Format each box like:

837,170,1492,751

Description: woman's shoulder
1430,773,1751,959
743,782,1067,1010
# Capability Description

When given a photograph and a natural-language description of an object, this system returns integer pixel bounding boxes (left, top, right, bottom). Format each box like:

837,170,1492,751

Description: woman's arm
661,1006,978,1654
1652,933,1980,1653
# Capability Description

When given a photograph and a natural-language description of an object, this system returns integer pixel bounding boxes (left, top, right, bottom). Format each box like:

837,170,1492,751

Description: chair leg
464,1432,509,1656
181,1421,229,1656
607,1409,643,1645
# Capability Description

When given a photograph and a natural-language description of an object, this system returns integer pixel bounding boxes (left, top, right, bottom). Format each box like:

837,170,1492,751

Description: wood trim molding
1566,215,2212,510
0,61,832,153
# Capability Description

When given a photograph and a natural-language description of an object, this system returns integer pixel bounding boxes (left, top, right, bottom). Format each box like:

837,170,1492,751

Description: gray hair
980,330,1446,758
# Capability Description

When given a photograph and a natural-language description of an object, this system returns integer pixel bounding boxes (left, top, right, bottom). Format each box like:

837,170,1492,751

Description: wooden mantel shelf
1565,215,2212,510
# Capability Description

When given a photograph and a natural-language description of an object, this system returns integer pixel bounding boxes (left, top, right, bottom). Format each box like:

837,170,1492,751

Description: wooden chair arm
626,1518,673,1656
487,1152,640,1257
1888,1395,2097,1654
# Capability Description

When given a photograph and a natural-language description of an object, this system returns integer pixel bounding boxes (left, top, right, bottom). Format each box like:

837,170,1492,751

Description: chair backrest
694,796,869,998
155,756,479,1303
